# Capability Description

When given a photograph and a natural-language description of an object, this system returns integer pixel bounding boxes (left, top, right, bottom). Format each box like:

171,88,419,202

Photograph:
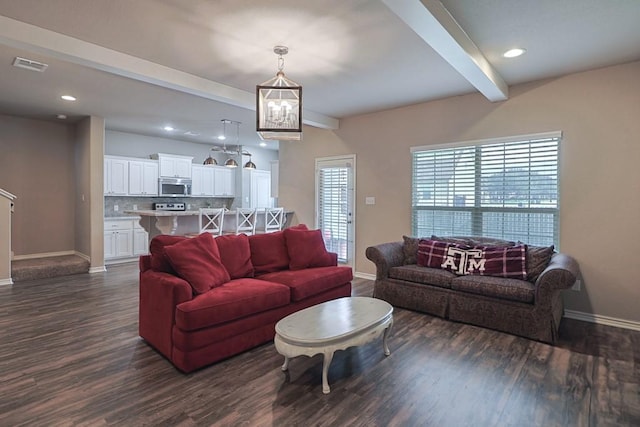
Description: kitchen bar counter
124,209,293,239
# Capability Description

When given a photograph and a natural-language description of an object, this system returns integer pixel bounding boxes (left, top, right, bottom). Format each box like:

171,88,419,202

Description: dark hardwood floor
1,263,639,426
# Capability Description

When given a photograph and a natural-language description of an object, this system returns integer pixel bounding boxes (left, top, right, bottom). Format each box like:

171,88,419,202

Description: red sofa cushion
249,224,308,274
215,233,254,279
175,278,291,331
149,235,187,273
283,228,335,270
164,233,230,294
257,266,353,302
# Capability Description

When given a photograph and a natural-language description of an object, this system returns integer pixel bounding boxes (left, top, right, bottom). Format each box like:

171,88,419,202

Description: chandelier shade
256,46,302,141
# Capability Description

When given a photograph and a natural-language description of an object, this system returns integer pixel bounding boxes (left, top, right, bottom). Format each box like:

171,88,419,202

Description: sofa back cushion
164,233,230,294
215,234,254,279
249,224,308,274
526,245,555,282
149,235,188,274
283,228,335,270
402,236,420,265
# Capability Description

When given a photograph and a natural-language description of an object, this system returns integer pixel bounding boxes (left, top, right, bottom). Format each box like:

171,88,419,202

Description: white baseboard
13,250,76,260
75,251,91,262
564,310,640,332
89,266,107,274
354,272,376,280
0,278,14,286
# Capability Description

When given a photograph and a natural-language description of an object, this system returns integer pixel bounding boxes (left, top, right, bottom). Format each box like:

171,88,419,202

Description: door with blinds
315,155,355,266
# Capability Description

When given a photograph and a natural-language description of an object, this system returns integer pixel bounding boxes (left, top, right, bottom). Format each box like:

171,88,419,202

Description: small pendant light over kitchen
203,154,217,165
243,155,256,169
256,46,302,141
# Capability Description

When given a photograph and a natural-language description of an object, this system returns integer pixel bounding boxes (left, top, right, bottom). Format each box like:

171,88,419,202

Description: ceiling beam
382,0,508,102
0,15,339,130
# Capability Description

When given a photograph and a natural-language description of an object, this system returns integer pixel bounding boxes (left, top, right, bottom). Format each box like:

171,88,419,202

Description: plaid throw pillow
417,239,460,269
455,244,528,279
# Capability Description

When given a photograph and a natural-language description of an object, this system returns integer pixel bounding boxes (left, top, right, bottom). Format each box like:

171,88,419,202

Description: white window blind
412,133,560,246
317,166,349,262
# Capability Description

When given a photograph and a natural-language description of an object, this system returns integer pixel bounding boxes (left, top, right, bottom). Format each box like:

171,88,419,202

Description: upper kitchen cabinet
213,166,235,197
152,153,193,179
129,160,158,196
192,165,215,197
104,156,129,195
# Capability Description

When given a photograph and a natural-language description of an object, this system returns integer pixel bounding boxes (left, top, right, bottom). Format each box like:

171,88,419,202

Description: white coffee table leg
383,319,393,356
322,350,335,394
281,356,289,371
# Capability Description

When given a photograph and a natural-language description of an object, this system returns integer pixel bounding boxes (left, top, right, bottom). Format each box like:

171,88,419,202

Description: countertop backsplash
104,196,232,218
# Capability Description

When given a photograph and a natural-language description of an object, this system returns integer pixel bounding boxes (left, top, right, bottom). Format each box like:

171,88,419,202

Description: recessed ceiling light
503,48,526,58
61,95,76,101
57,114,67,120
217,135,226,140
259,142,267,147
163,126,174,131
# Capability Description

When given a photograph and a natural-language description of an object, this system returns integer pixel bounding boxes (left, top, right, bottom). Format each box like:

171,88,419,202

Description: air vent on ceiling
12,56,49,72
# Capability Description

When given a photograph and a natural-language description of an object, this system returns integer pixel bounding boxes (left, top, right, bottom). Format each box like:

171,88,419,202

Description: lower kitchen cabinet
104,218,148,262
133,225,149,256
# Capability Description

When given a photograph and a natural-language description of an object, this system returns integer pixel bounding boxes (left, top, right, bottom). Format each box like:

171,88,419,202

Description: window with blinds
411,132,560,247
317,166,349,262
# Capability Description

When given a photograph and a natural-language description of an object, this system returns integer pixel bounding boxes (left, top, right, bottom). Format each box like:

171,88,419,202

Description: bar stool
186,208,225,237
261,207,285,233
234,208,257,235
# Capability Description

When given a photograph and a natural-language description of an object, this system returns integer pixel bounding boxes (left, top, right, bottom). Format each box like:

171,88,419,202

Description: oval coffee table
274,296,393,394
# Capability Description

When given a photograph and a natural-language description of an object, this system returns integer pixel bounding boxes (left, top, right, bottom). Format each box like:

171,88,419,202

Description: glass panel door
316,156,355,266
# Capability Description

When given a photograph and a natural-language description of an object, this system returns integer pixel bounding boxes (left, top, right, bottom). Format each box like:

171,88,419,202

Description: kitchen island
125,209,292,239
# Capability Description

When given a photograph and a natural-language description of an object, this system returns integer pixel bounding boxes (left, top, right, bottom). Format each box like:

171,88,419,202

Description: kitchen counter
124,209,293,238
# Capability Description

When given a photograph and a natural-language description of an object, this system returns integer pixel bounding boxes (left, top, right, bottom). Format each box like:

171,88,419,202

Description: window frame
411,131,562,247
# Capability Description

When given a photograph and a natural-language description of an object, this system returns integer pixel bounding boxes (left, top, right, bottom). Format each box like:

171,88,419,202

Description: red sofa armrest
328,252,338,266
139,269,193,360
139,254,152,273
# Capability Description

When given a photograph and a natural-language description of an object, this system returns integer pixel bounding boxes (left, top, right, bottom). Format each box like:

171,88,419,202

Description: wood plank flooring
1,262,639,426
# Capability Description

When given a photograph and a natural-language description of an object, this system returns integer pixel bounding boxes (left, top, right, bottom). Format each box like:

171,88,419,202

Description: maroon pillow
149,235,188,273
464,244,527,279
417,239,459,269
283,228,334,270
249,224,308,274
163,233,230,294
215,234,254,279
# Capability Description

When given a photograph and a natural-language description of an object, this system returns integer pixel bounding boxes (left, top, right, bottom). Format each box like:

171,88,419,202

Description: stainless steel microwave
159,177,192,197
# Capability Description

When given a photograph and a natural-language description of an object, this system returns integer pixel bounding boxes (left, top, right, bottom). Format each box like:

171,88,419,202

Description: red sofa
139,225,353,373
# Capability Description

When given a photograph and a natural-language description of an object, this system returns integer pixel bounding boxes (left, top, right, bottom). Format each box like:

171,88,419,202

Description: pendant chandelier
256,46,302,141
210,119,256,169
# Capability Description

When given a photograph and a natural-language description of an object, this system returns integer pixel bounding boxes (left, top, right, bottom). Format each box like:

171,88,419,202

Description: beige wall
0,114,76,256
280,60,640,322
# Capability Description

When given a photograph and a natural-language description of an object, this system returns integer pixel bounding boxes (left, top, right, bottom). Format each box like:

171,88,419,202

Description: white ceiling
1,0,639,149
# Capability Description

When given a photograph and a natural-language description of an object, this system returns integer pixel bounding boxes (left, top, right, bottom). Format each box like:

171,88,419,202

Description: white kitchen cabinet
133,222,149,256
129,160,158,196
213,166,235,196
153,153,193,178
104,219,134,260
242,169,273,208
104,156,129,195
192,165,215,196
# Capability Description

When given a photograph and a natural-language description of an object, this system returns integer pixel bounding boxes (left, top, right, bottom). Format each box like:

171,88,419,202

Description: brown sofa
365,237,579,343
